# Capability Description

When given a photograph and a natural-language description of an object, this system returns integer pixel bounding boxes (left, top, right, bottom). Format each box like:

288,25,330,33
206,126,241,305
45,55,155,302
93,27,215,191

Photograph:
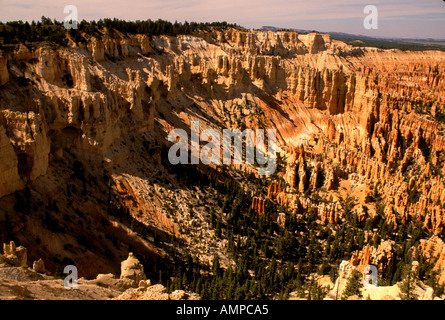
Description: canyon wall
1,28,445,279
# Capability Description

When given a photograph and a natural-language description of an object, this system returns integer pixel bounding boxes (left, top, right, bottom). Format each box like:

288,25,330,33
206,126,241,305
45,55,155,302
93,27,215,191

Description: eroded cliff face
0,28,444,280
0,30,357,197
0,55,8,86
418,236,445,285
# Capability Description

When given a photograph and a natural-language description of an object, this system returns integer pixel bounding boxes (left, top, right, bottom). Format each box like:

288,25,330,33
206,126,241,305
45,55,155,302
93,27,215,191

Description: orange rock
251,197,266,215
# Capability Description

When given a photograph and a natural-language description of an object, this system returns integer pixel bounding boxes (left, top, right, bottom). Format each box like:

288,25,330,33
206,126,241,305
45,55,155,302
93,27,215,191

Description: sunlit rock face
0,27,445,282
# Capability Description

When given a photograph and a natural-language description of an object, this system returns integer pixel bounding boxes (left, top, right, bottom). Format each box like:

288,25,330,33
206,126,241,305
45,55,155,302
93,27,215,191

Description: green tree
342,270,363,300
340,194,357,216
329,266,338,283
215,219,222,238
398,262,419,300
212,252,221,276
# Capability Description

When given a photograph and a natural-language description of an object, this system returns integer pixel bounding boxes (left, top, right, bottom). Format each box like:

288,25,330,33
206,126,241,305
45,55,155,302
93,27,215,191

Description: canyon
0,25,444,299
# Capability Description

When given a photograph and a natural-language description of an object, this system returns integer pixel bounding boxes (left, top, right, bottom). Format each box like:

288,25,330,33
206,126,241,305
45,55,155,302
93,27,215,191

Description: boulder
138,279,151,289
32,258,46,274
170,290,188,300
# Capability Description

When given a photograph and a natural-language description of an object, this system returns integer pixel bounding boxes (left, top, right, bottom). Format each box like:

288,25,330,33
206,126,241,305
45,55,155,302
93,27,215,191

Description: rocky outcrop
1,28,444,200
113,176,179,234
0,241,27,267
252,197,266,215
32,258,46,274
0,27,445,296
120,252,147,288
0,110,50,183
349,240,395,274
318,201,339,225
326,259,441,300
267,181,282,198
328,260,356,300
0,125,24,196
418,236,445,285
16,44,32,61
115,283,200,300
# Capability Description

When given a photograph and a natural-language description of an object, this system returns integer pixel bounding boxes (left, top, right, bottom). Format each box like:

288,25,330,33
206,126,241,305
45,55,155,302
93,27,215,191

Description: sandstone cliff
0,27,444,291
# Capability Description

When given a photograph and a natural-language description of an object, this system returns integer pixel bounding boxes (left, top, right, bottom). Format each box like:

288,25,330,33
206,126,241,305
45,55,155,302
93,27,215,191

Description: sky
0,0,444,39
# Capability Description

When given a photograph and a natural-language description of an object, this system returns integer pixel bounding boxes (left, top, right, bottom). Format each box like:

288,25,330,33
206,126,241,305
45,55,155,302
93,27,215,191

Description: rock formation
0,241,27,267
120,252,147,288
115,283,200,300
0,26,445,296
251,197,266,215
32,258,46,274
418,236,445,285
326,259,441,300
328,260,356,300
349,240,395,274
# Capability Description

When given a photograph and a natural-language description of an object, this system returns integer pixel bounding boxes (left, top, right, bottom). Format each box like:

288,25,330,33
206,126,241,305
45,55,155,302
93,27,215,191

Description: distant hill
259,26,445,51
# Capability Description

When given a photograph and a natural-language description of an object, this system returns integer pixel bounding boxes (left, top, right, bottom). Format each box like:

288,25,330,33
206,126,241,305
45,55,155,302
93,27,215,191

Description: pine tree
181,272,188,290
398,262,419,300
306,276,315,300
342,270,363,300
340,194,357,216
212,252,220,276
215,219,222,238
329,266,338,283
